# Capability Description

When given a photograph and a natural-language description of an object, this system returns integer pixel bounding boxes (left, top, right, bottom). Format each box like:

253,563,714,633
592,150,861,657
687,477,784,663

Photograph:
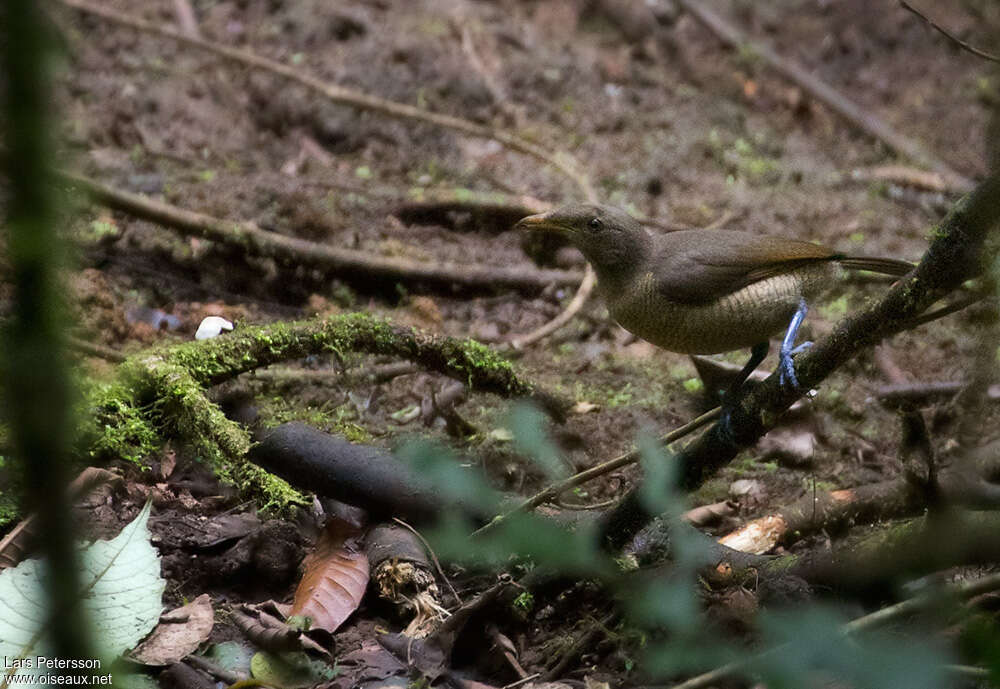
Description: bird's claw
778,352,799,389
778,299,810,390
778,340,814,388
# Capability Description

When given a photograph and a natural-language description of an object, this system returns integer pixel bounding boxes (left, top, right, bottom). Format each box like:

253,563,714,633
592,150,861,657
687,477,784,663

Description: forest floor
29,0,1000,685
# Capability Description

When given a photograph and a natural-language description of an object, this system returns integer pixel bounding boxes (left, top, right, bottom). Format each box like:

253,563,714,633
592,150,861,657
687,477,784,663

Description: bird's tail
836,255,914,276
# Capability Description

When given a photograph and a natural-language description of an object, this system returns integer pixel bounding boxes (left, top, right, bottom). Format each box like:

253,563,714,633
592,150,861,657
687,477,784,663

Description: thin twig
896,290,989,330
473,406,721,537
500,673,542,689
943,665,990,679
543,611,618,681
452,15,523,126
510,266,597,348
900,0,1000,64
555,497,619,511
67,335,126,363
170,0,200,38
184,655,245,685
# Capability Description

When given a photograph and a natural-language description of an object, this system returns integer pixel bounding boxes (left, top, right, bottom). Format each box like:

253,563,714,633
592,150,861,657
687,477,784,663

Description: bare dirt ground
35,0,1000,684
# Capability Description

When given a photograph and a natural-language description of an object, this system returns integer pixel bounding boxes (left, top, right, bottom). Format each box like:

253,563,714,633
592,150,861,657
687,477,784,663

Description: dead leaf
338,640,407,686
410,296,443,327
160,445,177,479
289,519,369,633
570,401,599,415
131,594,214,666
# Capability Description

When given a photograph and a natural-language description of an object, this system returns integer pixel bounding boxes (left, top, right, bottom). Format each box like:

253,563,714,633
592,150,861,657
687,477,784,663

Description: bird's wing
652,230,836,304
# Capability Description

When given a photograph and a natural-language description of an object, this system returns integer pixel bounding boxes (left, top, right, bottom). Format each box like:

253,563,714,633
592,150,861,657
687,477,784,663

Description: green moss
734,42,762,70
805,479,838,492
759,552,800,577
706,129,783,185
513,591,534,612
689,477,731,505
0,487,21,531
83,381,161,464
73,313,537,517
236,463,309,515
445,337,517,389
682,378,704,393
261,397,373,445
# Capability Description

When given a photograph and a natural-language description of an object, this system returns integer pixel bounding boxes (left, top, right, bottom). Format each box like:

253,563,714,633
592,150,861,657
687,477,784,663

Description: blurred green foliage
402,404,966,687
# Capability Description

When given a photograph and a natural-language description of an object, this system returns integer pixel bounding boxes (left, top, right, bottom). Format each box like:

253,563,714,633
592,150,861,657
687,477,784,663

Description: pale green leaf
0,501,165,683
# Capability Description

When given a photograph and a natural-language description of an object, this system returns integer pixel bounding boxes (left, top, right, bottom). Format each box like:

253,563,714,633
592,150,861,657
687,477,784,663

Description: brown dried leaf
130,594,215,666
289,519,369,633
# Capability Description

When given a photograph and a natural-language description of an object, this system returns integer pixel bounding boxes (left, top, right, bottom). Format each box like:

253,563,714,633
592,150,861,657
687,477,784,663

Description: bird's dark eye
588,217,603,231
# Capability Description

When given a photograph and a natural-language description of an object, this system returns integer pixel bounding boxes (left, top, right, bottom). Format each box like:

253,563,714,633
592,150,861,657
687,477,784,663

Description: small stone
759,427,816,468
729,479,765,508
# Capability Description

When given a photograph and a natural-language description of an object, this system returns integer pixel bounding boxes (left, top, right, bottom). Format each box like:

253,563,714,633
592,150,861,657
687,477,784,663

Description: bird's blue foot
778,298,810,389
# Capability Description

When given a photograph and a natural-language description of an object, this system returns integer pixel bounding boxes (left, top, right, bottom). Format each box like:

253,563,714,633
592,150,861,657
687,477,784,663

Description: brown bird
516,203,912,400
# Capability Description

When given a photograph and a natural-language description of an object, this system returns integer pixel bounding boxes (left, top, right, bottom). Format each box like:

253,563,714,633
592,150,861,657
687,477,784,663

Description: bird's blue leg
718,341,769,444
778,298,812,389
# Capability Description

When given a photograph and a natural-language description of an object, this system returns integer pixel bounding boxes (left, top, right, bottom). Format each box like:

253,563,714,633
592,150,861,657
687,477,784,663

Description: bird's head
515,203,651,278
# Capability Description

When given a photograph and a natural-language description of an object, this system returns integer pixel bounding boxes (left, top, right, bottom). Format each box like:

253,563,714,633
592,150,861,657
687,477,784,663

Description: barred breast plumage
605,262,835,354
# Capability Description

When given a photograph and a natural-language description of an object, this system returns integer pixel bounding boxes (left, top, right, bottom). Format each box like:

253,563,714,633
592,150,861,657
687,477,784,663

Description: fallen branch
62,170,583,292
249,423,498,524
849,164,958,193
675,0,972,190
599,173,1000,550
875,380,1000,403
717,468,1000,555
394,190,550,229
694,508,1000,611
83,313,566,514
681,500,737,528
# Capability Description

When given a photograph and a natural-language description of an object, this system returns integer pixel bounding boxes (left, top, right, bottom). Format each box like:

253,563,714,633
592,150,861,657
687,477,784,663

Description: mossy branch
82,313,563,512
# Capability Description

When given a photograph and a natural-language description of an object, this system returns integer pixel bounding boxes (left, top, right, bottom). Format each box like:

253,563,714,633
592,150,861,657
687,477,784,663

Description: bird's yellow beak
514,211,568,234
